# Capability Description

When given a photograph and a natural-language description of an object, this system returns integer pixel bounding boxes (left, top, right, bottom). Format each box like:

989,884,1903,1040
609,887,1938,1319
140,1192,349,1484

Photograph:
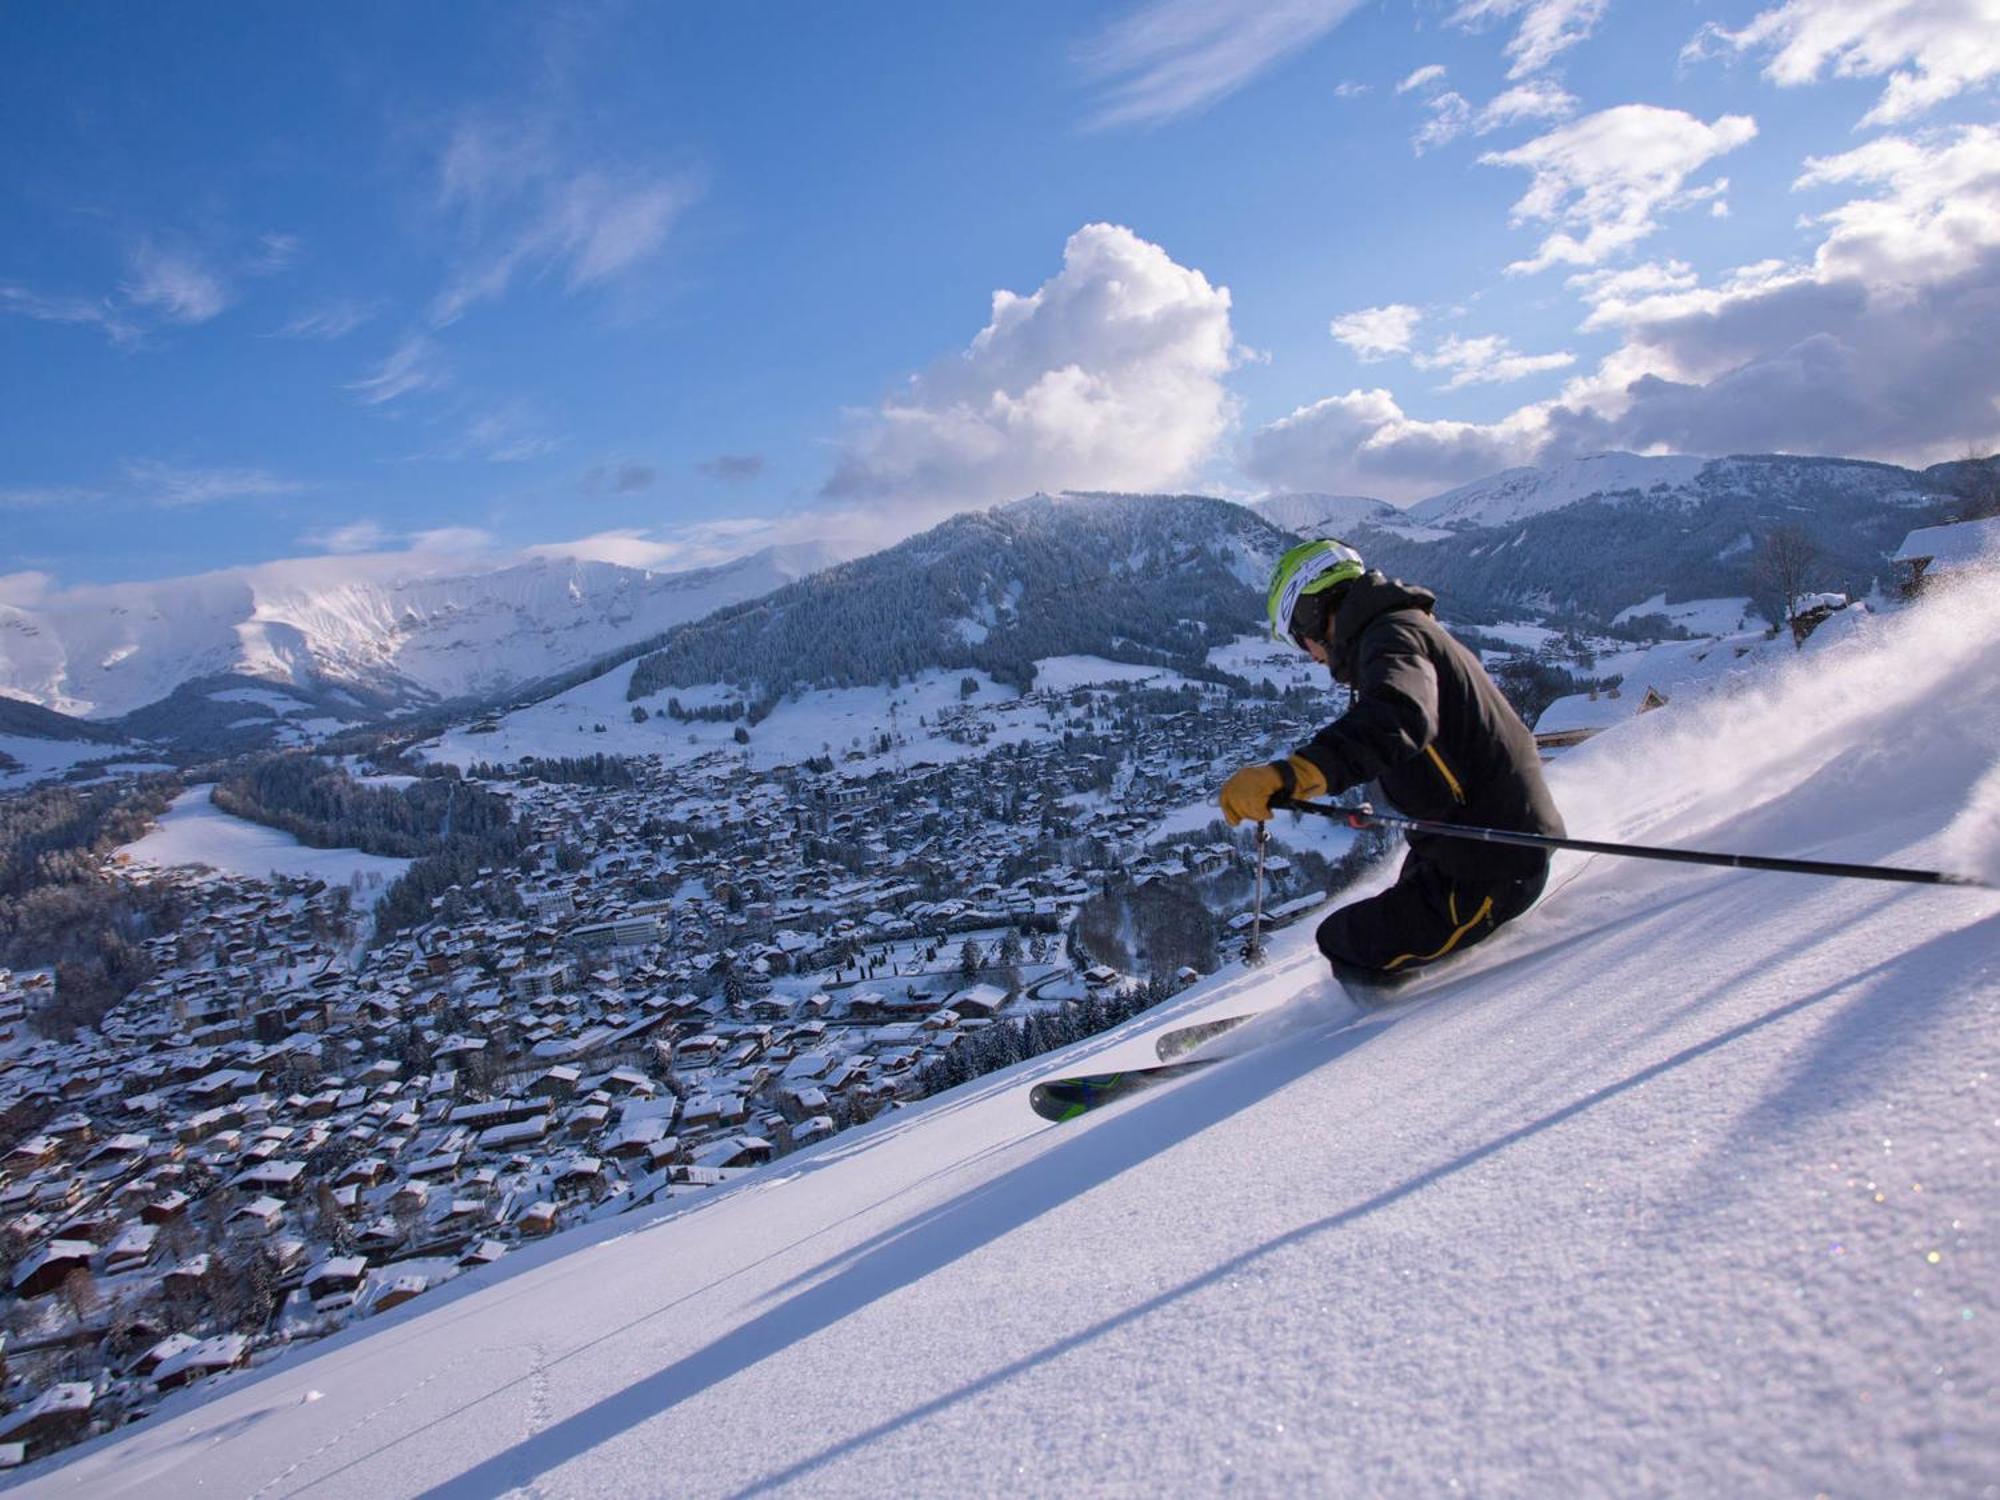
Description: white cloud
1240,387,1544,500
1414,332,1576,387
1334,80,1371,98
0,283,141,346
1402,75,1577,153
824,223,1239,514
1243,123,2000,497
1076,0,1366,127
0,571,54,608
1329,303,1424,359
1687,0,2000,127
276,301,378,340
1414,92,1475,153
429,119,700,324
1482,105,1758,272
251,233,303,274
1397,63,1448,94
121,244,230,324
447,405,560,464
124,460,305,509
1450,0,1610,78
346,335,448,406
303,521,395,555
0,485,105,511
1477,80,1580,130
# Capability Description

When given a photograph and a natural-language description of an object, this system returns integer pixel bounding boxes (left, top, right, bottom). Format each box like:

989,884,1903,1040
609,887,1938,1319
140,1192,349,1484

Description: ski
1154,1011,1260,1062
1029,1059,1220,1122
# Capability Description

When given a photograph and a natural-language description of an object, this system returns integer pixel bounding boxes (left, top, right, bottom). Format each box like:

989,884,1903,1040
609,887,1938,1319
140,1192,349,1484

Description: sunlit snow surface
114,785,412,888
26,592,2000,1497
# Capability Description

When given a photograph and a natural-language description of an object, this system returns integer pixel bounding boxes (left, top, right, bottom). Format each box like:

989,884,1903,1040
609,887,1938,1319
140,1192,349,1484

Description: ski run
16,585,2000,1496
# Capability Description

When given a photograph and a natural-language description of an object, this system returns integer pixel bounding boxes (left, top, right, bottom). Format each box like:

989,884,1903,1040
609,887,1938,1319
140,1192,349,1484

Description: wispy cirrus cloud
121,243,231,324
346,334,449,406
1076,0,1367,128
0,283,140,346
429,118,702,325
124,459,306,508
0,485,106,511
1685,0,2000,128
276,300,379,340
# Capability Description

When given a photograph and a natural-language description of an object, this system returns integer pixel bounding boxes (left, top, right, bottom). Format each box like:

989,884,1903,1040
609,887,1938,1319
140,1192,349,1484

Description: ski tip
1027,1084,1085,1123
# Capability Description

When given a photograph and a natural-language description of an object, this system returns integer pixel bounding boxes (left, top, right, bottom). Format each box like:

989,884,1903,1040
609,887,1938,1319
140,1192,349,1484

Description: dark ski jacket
1292,572,1564,882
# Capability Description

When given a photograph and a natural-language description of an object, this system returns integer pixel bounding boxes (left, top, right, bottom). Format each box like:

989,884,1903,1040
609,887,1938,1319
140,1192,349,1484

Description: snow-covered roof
1892,514,2000,570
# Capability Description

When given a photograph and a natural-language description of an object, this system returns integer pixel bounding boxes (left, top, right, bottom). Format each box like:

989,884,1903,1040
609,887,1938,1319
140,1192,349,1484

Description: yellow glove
1219,755,1328,826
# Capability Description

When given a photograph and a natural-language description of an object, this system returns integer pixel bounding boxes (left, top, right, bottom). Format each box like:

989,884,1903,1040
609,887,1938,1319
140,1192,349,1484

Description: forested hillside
626,493,1288,706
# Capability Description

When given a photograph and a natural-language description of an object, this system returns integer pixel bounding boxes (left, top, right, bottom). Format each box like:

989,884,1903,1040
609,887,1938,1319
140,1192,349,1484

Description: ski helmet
1267,538,1364,643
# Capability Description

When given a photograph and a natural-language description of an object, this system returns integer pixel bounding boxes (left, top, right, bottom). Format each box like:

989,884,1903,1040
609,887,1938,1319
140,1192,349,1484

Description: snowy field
1615,592,1759,636
114,785,412,888
26,588,2000,1497
0,733,120,788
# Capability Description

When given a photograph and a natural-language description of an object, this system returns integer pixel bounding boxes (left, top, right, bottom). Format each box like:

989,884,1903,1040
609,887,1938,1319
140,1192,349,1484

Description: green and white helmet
1267,538,1365,642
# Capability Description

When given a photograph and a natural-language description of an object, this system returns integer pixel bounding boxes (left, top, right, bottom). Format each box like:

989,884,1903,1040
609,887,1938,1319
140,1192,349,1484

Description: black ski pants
1316,849,1548,983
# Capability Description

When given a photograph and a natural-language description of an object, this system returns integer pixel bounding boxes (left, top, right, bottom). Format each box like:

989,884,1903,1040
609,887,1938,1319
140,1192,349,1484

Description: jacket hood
1328,572,1436,683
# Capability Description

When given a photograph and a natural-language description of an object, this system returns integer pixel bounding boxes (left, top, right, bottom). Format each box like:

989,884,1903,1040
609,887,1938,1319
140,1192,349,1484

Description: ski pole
1273,797,1991,889
1246,822,1269,965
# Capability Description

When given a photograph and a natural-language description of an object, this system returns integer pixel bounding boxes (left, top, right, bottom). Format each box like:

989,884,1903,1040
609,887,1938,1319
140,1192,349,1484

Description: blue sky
3,0,1996,590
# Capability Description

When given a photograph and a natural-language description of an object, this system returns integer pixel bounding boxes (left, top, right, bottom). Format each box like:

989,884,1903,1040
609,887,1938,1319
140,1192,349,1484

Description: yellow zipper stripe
1383,894,1494,972
1425,743,1466,803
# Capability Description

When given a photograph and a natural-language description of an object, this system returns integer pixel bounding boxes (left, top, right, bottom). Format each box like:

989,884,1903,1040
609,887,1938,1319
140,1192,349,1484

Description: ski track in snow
16,591,2000,1498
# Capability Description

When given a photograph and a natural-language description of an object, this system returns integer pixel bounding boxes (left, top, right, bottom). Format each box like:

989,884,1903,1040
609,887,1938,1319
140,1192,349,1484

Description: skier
1220,539,1565,989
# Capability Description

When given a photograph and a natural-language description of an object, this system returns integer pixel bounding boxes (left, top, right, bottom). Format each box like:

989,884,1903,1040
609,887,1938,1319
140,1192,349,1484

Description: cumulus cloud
1451,0,1610,79
1414,332,1576,388
121,244,230,324
1252,122,2000,498
1240,387,1541,500
1481,105,1757,272
0,572,54,608
430,118,700,325
1558,124,2000,460
1686,0,2000,128
124,460,305,508
1076,0,1366,127
824,223,1239,514
1329,303,1423,359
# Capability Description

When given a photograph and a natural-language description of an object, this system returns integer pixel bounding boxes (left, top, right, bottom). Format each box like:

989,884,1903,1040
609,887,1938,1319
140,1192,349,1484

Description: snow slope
1409,452,1710,529
113,785,412,888
23,590,2000,1497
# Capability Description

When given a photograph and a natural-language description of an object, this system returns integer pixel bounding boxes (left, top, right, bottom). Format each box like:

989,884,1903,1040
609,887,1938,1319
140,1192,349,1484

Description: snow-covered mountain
0,543,846,723
1249,491,1399,536
624,491,1290,704
1356,452,1982,623
27,582,1999,1496
1407,450,1940,530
